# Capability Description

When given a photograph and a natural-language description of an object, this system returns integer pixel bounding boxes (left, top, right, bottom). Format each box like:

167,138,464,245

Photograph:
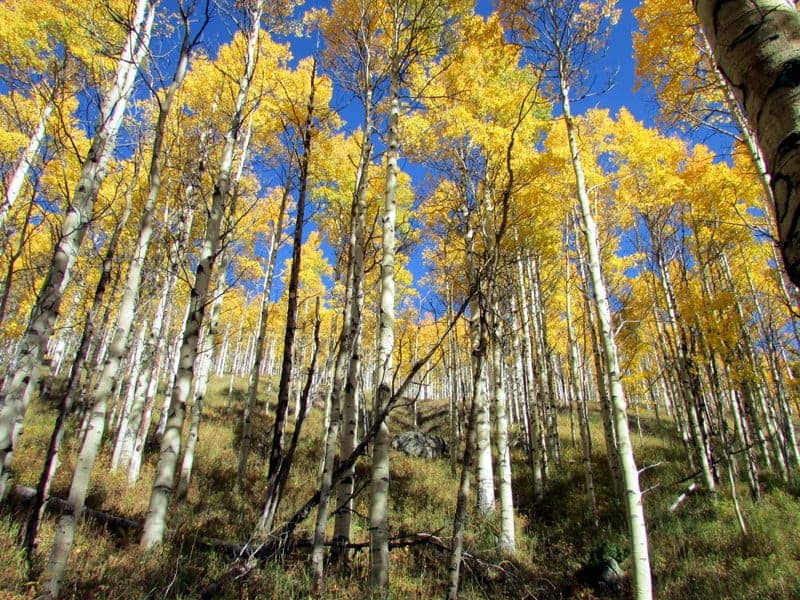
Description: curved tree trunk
695,0,800,287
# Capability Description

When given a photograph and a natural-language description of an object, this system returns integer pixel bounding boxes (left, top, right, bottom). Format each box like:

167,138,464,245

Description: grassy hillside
2,377,799,598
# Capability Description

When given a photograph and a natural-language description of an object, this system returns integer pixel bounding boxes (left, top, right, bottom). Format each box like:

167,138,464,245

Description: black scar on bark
772,58,800,91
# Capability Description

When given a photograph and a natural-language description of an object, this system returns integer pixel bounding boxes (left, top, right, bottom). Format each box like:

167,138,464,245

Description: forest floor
2,377,800,599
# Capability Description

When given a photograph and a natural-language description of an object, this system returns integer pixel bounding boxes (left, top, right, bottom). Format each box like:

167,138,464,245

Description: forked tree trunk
258,298,321,533
266,56,317,485
235,186,288,489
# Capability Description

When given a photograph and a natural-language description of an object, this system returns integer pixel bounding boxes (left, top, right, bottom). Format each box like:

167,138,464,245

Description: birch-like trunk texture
473,299,495,515
331,129,371,565
0,0,157,504
128,202,195,483
561,76,652,599
514,256,544,499
177,269,224,499
368,80,399,596
23,184,134,557
490,310,515,553
447,303,487,600
0,99,55,231
100,4,196,461
695,0,800,286
140,1,264,550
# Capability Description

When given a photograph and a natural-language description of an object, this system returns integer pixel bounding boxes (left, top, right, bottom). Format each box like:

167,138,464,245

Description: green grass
1,378,799,598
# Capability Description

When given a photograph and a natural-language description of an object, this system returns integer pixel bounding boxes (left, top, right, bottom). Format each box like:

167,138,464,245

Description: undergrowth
1,377,799,598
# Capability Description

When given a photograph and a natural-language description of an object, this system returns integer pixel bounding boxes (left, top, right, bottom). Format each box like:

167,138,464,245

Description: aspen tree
695,0,800,287
489,304,515,552
177,267,226,499
262,54,327,531
235,186,288,488
316,1,383,568
365,1,469,592
140,0,275,549
0,0,157,507
22,163,137,558
501,1,652,597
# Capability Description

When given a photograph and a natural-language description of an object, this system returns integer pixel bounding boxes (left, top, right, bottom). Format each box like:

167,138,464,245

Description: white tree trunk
0,99,55,230
110,316,150,469
0,0,156,503
140,1,264,549
695,0,800,286
177,270,224,499
474,301,495,515
490,312,515,553
561,79,652,599
331,130,370,561
368,81,399,595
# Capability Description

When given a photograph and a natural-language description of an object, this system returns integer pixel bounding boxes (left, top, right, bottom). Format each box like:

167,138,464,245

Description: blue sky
211,0,659,302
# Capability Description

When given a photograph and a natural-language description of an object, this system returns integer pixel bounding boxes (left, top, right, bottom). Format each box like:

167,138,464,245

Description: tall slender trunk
258,298,321,533
0,98,56,231
23,182,134,558
0,0,157,504
490,307,515,553
447,300,487,600
140,1,264,550
514,254,543,499
473,298,495,515
368,76,399,596
266,56,317,484
565,251,597,521
331,122,372,566
560,75,652,599
235,186,288,489
0,188,39,327
177,269,225,499
128,202,196,483
575,231,623,499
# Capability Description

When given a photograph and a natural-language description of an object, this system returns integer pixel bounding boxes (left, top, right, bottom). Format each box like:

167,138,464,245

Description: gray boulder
391,431,448,459
576,556,623,595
